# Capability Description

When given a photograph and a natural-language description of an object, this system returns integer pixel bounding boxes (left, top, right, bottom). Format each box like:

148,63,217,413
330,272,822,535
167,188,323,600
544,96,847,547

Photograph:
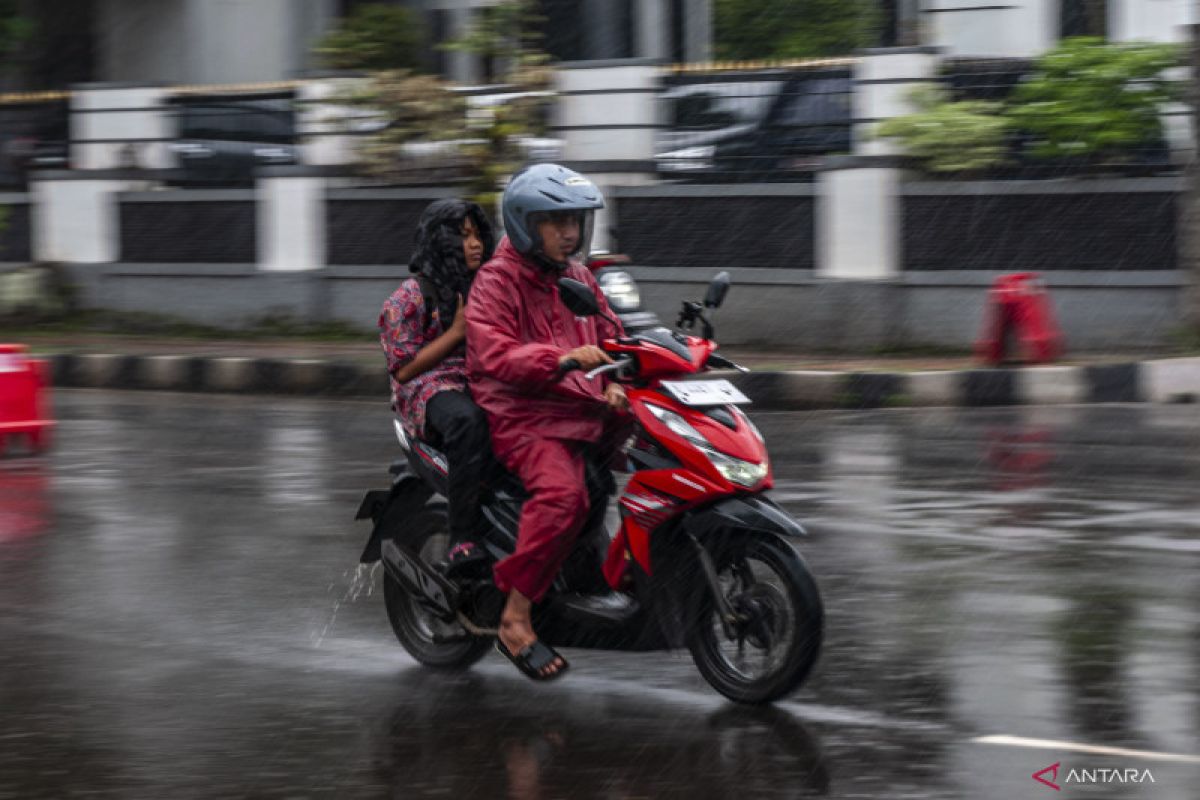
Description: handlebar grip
558,358,581,374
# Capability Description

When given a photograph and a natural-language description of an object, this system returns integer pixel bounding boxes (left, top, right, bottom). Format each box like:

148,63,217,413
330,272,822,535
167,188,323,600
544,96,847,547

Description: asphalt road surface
2,391,1199,798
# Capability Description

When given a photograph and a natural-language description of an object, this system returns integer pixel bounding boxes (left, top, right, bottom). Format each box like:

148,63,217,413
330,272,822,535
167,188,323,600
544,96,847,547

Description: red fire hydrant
974,272,1063,365
0,344,54,455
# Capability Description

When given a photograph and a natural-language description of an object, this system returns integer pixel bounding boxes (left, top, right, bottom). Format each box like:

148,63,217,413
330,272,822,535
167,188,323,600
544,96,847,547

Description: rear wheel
383,506,491,670
688,533,823,704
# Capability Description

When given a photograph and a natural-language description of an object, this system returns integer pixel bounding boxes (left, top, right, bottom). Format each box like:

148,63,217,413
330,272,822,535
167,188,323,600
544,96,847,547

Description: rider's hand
559,345,611,371
604,383,628,411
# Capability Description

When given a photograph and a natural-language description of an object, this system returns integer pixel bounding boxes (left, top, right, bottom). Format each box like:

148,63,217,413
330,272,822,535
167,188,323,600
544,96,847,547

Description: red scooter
357,273,822,704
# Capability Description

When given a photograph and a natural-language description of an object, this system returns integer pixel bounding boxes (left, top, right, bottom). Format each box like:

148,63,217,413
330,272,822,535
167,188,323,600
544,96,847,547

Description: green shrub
876,86,1011,173
1007,37,1183,161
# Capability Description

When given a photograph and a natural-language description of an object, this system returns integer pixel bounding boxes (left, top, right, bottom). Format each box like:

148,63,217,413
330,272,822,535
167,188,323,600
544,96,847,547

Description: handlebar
557,358,581,375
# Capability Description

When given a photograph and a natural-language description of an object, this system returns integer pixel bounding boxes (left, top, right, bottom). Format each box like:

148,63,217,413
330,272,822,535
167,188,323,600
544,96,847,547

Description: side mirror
557,277,600,317
704,271,731,309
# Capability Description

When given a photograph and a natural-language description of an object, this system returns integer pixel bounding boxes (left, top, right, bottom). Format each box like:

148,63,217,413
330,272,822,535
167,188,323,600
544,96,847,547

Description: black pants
424,390,491,544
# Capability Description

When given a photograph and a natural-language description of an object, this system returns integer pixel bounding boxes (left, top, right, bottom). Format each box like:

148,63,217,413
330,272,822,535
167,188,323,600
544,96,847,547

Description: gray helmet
501,163,604,261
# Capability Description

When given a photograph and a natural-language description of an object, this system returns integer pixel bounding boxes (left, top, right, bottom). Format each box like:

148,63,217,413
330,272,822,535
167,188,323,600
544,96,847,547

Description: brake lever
584,358,632,381
706,354,750,373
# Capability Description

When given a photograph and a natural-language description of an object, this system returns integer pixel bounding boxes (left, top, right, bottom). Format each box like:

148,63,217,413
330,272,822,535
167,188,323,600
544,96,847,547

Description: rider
380,198,495,556
466,164,630,681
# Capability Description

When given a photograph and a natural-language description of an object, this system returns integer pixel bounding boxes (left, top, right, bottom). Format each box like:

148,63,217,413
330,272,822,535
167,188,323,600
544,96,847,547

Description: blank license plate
660,379,750,406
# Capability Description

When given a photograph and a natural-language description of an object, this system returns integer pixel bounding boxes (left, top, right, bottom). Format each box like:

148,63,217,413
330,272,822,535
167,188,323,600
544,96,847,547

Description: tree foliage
1007,37,1182,160
714,0,880,61
341,0,552,205
0,0,34,64
877,87,1012,173
316,3,426,73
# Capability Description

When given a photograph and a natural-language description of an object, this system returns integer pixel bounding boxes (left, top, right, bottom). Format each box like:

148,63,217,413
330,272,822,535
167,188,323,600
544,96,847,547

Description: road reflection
0,461,50,543
371,670,831,799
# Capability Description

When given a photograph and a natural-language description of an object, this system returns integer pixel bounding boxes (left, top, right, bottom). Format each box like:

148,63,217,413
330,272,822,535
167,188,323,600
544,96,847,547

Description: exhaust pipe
380,539,458,618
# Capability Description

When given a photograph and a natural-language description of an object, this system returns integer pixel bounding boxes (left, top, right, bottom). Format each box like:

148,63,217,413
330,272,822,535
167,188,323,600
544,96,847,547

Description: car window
178,101,294,144
664,81,782,131
774,79,852,127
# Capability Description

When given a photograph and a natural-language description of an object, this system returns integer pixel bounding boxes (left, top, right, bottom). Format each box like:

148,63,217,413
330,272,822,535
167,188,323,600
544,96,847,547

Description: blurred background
0,0,1197,352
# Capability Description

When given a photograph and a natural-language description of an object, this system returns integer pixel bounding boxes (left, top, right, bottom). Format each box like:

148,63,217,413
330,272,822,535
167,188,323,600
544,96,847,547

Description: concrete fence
14,163,1185,352
5,43,1192,351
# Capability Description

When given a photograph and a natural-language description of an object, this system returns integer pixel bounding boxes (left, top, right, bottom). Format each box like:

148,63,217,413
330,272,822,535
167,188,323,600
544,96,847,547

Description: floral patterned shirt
379,278,468,440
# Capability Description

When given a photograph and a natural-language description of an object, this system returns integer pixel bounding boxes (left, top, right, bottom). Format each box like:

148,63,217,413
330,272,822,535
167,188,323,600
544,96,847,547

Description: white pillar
817,157,902,280
71,84,173,171
296,76,366,168
853,47,940,156
29,173,153,264
636,0,670,61
554,61,663,255
554,62,663,165
683,0,713,63
257,169,327,272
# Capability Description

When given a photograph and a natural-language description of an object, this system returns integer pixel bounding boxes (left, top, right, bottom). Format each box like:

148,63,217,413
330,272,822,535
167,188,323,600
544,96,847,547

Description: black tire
688,533,823,704
382,506,491,670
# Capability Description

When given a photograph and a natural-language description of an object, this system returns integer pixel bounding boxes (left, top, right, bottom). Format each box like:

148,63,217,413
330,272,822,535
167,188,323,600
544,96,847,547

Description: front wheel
688,533,823,704
383,506,491,670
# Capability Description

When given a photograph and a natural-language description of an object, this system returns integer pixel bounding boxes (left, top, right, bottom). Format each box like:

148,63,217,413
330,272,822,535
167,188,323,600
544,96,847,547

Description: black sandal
495,638,570,682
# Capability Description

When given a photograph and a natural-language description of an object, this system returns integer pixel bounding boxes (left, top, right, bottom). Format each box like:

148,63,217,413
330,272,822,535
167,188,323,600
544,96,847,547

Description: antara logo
1032,762,1060,791
1033,761,1155,790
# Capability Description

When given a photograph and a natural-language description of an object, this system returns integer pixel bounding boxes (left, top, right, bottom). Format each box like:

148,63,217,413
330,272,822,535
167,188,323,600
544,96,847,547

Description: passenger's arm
381,289,463,385
393,299,465,383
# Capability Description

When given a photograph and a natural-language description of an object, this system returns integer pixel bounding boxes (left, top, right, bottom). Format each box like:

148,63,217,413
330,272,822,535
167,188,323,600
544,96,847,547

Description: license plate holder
660,379,750,407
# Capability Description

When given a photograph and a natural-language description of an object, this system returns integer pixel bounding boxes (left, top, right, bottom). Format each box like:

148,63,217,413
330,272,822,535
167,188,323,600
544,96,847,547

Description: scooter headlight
646,404,767,488
706,448,769,488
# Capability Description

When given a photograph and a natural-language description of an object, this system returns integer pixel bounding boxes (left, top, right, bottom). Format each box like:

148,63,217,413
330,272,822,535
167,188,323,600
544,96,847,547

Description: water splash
312,562,380,649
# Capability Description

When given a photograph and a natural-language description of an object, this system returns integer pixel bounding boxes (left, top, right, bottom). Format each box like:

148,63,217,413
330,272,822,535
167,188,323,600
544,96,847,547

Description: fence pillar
70,83,173,171
30,171,155,264
817,157,902,280
554,59,663,254
296,76,366,168
853,47,940,157
257,167,328,272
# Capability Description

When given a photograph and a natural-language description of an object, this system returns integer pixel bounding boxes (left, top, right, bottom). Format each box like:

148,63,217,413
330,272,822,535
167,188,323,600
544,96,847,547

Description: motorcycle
356,273,823,704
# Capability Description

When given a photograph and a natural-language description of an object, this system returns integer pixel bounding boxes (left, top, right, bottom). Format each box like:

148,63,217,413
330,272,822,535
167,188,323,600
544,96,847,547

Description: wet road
2,391,1199,799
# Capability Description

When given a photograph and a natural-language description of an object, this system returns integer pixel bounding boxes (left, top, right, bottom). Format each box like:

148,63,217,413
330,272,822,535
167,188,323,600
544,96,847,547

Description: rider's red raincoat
466,236,627,601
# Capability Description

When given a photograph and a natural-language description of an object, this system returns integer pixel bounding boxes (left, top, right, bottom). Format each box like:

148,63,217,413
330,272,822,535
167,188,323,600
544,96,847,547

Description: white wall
97,0,337,86
555,65,663,163
924,0,1059,57
1110,0,1198,43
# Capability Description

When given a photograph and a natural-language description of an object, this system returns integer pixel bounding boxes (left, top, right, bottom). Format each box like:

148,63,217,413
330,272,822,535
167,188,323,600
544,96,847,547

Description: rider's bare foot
498,590,566,679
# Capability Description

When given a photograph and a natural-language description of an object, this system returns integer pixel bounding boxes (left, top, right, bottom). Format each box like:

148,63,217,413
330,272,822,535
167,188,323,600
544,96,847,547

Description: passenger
379,199,495,557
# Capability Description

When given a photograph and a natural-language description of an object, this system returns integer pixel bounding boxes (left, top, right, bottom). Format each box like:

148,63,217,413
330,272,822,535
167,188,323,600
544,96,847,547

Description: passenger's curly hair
408,198,495,329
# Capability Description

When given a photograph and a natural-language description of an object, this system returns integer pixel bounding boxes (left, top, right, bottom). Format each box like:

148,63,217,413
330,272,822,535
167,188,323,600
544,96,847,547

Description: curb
42,353,1200,409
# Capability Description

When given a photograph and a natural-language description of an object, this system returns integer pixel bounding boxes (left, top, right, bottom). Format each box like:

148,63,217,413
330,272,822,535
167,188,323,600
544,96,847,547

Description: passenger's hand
559,345,611,371
604,383,628,411
448,296,467,338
